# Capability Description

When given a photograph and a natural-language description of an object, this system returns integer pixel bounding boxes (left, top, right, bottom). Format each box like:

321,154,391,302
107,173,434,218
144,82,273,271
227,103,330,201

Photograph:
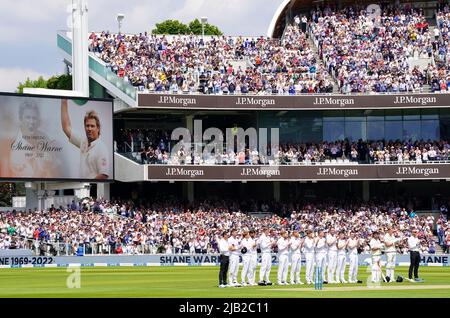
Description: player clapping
336,231,348,283
315,230,327,284
303,230,315,284
289,230,304,285
347,232,360,283
277,231,290,285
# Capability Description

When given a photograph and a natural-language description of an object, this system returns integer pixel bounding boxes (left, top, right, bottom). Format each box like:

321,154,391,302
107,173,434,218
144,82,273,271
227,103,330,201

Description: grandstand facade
54,0,450,212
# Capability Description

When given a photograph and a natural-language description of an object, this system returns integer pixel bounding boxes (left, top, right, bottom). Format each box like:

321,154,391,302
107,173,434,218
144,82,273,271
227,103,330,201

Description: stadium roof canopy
267,0,426,38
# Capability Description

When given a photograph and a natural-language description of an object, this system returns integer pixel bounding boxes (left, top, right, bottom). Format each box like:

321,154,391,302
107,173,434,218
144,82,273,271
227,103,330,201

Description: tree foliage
0,183,25,207
17,76,47,94
17,74,72,93
152,19,223,35
188,19,222,36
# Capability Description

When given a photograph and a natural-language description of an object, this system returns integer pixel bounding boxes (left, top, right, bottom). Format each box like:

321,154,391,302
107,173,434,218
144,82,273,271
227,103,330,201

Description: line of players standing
218,227,403,287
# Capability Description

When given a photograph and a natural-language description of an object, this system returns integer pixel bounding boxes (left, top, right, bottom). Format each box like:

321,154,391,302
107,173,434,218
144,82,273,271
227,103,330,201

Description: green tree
47,74,72,90
17,74,72,93
17,76,47,94
188,19,223,35
151,19,223,35
152,19,190,35
0,183,24,207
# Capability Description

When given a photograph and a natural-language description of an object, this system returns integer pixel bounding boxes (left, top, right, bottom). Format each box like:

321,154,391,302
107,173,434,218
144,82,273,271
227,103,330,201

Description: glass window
323,121,345,141
385,109,402,121
403,109,421,120
421,109,439,120
403,120,421,141
323,111,345,122
345,110,365,121
345,121,366,141
421,120,440,141
299,118,322,143
440,108,450,118
385,121,402,140
440,118,450,140
367,120,385,140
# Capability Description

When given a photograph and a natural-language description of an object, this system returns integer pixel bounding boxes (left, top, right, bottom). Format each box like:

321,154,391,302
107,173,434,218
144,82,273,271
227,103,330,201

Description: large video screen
0,93,113,181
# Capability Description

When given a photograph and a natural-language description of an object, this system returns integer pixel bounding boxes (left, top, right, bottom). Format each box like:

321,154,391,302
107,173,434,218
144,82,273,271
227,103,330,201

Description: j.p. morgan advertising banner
0,93,113,181
138,92,450,110
147,164,450,181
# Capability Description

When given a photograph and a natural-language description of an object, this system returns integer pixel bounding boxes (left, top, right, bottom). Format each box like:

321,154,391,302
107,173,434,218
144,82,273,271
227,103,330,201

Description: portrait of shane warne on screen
61,99,112,180
1,98,64,178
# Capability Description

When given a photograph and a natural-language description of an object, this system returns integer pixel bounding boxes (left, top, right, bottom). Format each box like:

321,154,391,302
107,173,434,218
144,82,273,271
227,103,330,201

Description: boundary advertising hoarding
0,254,448,268
0,92,114,182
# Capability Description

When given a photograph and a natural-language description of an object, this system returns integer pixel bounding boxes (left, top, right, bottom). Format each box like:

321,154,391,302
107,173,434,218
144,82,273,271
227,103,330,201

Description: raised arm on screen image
60,99,109,180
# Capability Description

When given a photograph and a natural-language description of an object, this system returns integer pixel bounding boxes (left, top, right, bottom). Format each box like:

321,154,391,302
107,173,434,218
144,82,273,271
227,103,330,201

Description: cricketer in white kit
326,228,338,283
369,231,383,283
228,229,241,287
303,230,315,284
258,228,273,285
335,231,348,283
277,231,290,285
347,232,360,283
289,230,304,285
384,228,399,282
315,230,327,283
248,230,258,285
240,231,253,286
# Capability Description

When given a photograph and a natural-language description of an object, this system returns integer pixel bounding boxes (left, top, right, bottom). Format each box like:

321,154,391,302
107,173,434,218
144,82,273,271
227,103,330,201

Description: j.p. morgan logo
165,168,204,178
158,96,197,107
393,95,437,106
395,167,439,177
236,97,275,108
240,167,280,178
317,167,359,177
313,97,355,107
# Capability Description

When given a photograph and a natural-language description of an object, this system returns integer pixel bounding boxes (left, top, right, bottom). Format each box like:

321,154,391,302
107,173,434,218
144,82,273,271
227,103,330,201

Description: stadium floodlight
117,13,125,34
200,16,208,39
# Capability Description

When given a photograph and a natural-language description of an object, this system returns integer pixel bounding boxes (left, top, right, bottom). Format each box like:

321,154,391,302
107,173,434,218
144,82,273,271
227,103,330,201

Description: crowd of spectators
1,198,447,256
87,3,450,96
88,23,333,95
437,206,450,253
432,5,450,92
310,6,435,93
116,134,450,165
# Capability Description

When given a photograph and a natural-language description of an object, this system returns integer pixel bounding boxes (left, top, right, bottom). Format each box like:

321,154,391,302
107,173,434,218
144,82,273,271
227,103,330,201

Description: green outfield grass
0,266,449,297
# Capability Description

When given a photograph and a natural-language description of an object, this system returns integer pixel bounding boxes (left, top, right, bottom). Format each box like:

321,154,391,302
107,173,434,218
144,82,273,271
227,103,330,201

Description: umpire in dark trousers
407,229,421,282
218,231,230,288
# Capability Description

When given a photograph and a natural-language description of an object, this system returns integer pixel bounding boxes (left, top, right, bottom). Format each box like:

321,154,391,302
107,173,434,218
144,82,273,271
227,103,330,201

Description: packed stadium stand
1,198,449,256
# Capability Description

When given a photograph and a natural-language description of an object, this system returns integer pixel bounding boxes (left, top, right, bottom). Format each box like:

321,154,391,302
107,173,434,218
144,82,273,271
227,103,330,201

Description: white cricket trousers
327,251,337,282
259,253,272,282
277,254,289,283
336,253,347,282
371,255,381,283
248,254,257,284
241,255,251,284
315,252,327,281
229,254,240,284
305,252,315,283
348,253,358,282
386,252,396,280
290,253,302,283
